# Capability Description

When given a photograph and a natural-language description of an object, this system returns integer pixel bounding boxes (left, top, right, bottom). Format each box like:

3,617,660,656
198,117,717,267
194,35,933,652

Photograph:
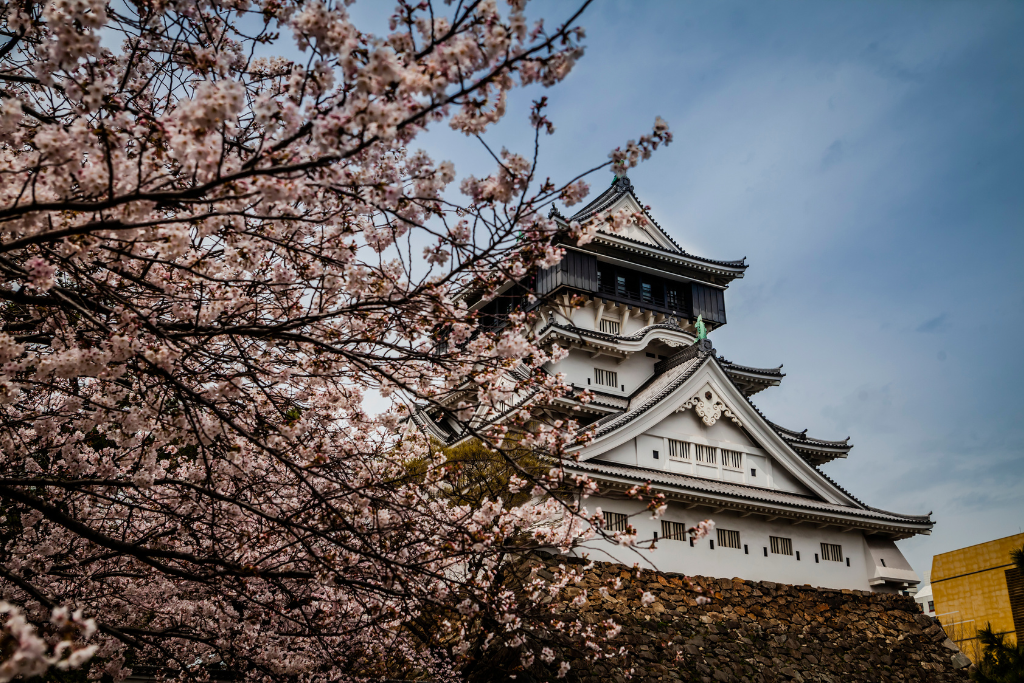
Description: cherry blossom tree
0,0,686,680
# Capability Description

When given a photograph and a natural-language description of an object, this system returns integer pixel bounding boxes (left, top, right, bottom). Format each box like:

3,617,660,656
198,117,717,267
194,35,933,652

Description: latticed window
594,368,618,387
717,528,741,549
694,444,716,464
668,439,690,460
661,520,688,541
722,449,743,470
599,318,620,335
604,511,629,532
821,543,843,562
770,536,793,555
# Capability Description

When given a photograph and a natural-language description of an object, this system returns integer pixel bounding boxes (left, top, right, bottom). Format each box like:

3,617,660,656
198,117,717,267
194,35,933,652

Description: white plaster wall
572,497,912,592
548,300,668,337
548,348,657,395
591,409,813,493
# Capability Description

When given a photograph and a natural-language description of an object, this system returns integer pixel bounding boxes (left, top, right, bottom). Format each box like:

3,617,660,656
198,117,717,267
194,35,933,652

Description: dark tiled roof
768,421,851,449
592,233,748,269
565,176,747,271
718,358,785,378
586,350,712,440
567,459,933,526
568,179,631,224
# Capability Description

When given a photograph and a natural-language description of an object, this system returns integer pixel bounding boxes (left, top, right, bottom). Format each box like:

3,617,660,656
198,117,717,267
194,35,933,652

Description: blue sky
394,0,1024,578
346,0,1024,577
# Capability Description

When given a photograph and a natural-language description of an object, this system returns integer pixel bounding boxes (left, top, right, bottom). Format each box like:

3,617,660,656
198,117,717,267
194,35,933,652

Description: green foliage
970,625,1024,683
1011,545,1024,575
970,544,1024,683
439,437,547,509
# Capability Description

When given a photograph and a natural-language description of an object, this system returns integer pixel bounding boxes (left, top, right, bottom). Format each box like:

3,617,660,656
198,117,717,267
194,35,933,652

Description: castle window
661,520,688,541
641,282,653,303
616,275,627,296
821,543,843,562
928,601,934,612
668,439,690,460
717,528,741,549
694,444,716,464
722,449,743,470
599,318,620,335
594,368,618,387
770,536,793,555
667,288,679,309
604,511,629,532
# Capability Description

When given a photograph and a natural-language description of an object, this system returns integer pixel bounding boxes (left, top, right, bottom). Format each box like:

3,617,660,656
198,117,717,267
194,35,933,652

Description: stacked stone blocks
530,554,971,683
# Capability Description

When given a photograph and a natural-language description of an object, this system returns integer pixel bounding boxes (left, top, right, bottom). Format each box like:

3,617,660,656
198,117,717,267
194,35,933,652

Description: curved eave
790,445,851,466
568,460,933,540
720,363,785,397
411,410,459,445
590,234,747,280
537,321,697,354
766,420,853,465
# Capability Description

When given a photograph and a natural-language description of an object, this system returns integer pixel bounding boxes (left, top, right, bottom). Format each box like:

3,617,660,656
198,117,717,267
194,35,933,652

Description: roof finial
694,315,707,341
611,174,633,194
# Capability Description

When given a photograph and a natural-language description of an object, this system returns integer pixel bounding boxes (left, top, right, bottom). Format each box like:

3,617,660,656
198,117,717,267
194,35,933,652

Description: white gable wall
570,497,916,592
595,395,811,494
595,193,679,252
576,360,857,506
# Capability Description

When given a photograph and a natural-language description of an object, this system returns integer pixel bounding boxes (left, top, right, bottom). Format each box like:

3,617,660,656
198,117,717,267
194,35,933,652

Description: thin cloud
916,313,947,333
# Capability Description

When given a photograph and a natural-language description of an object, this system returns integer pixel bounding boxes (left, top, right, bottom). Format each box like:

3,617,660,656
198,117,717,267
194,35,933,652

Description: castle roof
566,459,932,536
559,176,749,278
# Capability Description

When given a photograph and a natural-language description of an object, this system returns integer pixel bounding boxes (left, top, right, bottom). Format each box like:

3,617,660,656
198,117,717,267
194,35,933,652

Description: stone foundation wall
531,554,971,683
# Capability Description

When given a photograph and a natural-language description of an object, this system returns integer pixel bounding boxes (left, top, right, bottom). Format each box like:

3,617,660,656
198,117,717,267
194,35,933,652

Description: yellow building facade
931,532,1024,660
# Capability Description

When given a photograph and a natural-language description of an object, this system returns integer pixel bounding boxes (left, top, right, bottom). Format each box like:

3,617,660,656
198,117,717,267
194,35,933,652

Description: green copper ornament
694,315,707,341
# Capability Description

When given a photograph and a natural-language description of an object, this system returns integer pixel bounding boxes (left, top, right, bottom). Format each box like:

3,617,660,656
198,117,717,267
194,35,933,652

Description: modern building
931,532,1024,657
915,583,936,617
416,176,933,592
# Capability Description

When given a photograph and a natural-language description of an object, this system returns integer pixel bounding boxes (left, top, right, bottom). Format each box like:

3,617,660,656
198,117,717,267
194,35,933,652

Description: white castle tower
416,176,929,592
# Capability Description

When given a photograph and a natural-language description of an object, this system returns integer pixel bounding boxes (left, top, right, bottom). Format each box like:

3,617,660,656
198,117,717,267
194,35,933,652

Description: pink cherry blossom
0,0,687,679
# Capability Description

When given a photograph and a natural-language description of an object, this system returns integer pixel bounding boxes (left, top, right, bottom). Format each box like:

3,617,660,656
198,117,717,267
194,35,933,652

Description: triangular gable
595,192,681,252
574,354,861,507
568,177,683,254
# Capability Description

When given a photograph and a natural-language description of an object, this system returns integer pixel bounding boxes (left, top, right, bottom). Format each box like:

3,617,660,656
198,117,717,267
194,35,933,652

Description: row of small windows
665,439,744,470
605,514,851,567
594,368,618,388
651,525,849,565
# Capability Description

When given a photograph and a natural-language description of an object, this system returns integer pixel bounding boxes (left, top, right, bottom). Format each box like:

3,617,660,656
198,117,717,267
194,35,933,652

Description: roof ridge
570,459,933,526
566,177,747,269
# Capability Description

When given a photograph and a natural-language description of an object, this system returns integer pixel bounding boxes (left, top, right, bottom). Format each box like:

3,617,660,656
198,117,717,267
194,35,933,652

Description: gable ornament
677,390,743,428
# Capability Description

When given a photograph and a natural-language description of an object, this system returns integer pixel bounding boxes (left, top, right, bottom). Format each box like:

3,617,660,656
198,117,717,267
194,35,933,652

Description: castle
416,176,930,592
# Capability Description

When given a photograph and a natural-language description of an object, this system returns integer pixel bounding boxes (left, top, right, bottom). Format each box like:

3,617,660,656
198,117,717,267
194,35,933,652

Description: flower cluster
0,0,680,680
0,603,97,683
